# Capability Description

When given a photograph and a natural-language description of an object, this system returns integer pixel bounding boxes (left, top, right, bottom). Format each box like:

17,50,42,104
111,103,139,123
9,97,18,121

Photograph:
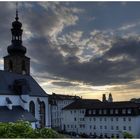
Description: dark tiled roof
63,99,101,110
85,101,140,109
0,70,48,97
0,106,37,122
63,100,140,110
49,93,80,101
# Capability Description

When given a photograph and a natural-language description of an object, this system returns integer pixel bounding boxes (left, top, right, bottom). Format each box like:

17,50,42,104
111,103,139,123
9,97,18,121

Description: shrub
0,121,64,138
123,132,134,138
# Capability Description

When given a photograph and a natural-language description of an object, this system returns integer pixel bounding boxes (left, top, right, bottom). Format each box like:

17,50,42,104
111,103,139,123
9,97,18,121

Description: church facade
0,10,50,128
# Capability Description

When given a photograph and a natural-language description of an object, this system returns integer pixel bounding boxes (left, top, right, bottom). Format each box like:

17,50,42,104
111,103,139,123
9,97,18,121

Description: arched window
9,60,13,72
39,101,46,128
29,101,35,117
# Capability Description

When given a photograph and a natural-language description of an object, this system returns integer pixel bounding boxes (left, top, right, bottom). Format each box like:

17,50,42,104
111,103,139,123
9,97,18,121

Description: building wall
62,109,85,134
0,95,20,106
4,55,30,75
62,109,140,138
24,95,49,128
0,95,50,128
51,99,75,131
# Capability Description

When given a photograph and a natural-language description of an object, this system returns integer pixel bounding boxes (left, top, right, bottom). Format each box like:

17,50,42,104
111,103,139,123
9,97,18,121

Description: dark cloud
1,2,140,88
0,2,15,56
105,37,140,59
29,36,140,86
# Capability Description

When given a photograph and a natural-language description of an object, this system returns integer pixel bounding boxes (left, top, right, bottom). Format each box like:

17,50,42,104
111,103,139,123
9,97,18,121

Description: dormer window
93,110,96,114
110,109,113,114
99,109,102,114
127,109,132,114
122,109,126,114
115,109,118,114
103,109,107,114
89,110,92,114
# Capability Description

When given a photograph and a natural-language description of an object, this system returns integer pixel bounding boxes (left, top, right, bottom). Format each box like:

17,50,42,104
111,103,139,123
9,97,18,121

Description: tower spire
15,2,19,21
7,2,26,55
4,4,30,75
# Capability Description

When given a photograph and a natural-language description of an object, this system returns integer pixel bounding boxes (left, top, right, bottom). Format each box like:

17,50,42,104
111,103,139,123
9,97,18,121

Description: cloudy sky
1,2,140,101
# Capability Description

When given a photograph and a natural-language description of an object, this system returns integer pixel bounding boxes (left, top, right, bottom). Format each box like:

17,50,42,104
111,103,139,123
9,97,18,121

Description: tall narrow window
9,60,13,72
22,60,26,74
29,101,35,117
39,101,46,128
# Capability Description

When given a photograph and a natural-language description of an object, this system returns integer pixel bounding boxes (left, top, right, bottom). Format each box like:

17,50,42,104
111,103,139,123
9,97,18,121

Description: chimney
108,93,113,102
102,94,106,102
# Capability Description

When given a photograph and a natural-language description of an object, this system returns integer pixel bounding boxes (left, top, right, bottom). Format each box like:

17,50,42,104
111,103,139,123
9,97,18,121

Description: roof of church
0,106,37,122
0,70,48,97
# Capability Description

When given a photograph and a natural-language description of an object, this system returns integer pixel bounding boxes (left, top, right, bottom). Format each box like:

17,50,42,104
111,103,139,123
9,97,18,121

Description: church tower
3,7,30,75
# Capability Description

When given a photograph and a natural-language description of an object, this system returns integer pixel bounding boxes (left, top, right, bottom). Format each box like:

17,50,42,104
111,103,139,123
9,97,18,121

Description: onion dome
8,44,26,55
7,8,26,55
12,19,22,29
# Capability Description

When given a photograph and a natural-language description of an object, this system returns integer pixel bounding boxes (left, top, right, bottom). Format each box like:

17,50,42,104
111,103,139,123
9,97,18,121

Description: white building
62,99,140,138
0,9,50,128
49,93,80,131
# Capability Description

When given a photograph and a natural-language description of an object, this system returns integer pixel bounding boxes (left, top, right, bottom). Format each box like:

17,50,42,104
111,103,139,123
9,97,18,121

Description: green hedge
123,132,134,139
0,121,64,138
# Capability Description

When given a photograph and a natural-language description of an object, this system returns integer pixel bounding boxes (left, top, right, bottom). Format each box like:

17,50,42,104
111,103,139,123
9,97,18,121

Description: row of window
88,132,120,138
89,125,131,131
79,118,85,121
88,109,132,115
52,118,62,124
70,110,85,114
52,100,71,106
89,117,131,122
52,111,63,117
67,124,77,129
66,124,132,131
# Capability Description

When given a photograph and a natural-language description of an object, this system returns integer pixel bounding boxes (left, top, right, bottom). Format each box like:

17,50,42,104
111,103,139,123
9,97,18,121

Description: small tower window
22,60,26,74
9,60,13,72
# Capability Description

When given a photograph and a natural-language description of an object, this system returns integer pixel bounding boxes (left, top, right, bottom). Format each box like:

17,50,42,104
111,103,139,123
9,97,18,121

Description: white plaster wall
0,95,20,106
0,95,49,129
31,122,36,129
51,99,75,130
20,94,30,110
131,116,140,137
48,104,52,128
62,109,86,134
27,96,49,128
62,109,140,138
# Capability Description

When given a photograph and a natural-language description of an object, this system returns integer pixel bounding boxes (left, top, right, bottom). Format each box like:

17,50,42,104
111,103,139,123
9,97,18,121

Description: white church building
0,9,50,128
